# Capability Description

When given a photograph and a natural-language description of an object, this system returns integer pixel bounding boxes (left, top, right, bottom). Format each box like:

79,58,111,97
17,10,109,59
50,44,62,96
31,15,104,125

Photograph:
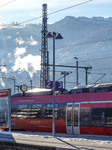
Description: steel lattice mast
40,4,49,88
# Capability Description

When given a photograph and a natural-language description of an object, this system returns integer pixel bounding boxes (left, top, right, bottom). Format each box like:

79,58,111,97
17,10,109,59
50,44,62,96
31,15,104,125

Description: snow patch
7,36,11,39
15,37,25,45
28,36,38,45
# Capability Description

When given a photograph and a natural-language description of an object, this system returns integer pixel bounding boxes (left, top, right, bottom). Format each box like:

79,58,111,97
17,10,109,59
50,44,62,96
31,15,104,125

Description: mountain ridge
0,16,112,93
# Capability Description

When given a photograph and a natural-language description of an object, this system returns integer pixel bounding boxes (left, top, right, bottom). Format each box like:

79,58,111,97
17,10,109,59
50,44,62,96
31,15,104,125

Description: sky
0,0,112,24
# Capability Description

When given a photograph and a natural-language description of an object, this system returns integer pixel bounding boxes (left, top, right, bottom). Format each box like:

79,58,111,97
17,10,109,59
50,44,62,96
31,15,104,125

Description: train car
10,83,112,136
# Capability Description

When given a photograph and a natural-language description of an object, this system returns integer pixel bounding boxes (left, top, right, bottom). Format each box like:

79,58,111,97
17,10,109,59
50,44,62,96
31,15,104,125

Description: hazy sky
0,0,112,24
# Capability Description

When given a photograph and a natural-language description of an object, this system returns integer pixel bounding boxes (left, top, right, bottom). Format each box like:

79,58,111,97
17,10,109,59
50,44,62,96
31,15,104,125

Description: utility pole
30,79,32,89
74,57,78,86
60,71,72,89
45,31,63,137
85,67,88,85
15,85,20,92
12,76,15,93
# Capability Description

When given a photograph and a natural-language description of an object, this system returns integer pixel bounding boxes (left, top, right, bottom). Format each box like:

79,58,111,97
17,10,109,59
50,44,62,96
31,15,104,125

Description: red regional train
7,83,112,136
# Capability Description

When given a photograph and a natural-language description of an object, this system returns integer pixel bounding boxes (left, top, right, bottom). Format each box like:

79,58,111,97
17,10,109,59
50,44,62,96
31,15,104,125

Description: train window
11,105,18,119
57,105,66,120
106,109,112,127
18,105,27,108
43,103,58,119
74,105,79,126
91,108,106,127
17,104,31,119
80,108,91,126
32,104,42,108
67,106,72,126
31,104,42,119
47,104,58,108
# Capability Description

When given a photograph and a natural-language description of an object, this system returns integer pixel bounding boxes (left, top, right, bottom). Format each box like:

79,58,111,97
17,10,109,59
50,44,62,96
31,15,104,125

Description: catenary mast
40,4,49,88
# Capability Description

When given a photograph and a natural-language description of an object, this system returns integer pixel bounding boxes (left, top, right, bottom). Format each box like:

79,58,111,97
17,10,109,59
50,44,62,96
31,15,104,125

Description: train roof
11,83,112,97
70,82,112,94
11,88,53,97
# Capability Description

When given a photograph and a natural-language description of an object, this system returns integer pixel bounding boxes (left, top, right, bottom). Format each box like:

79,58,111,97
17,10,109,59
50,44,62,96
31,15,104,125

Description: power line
48,38,112,59
48,0,92,16
75,38,112,46
49,40,112,67
0,0,92,31
27,0,92,25
74,48,112,56
56,40,91,67
92,67,112,71
80,56,112,62
47,47,112,63
56,40,75,56
54,38,112,50
0,0,16,8
61,55,112,64
85,49,112,55
51,49,112,62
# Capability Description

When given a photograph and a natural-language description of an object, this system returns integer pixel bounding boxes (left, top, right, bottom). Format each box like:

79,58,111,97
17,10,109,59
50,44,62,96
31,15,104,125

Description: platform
0,131,112,150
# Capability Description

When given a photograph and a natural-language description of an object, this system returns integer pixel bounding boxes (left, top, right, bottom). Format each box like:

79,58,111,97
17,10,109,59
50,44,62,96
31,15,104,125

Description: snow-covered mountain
0,16,112,94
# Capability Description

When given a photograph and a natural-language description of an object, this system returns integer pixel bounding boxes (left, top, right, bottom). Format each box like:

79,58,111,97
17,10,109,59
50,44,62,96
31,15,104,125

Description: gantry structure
40,4,49,88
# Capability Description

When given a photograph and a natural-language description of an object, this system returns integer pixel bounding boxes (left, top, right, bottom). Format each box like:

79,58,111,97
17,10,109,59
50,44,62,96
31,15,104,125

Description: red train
10,83,112,136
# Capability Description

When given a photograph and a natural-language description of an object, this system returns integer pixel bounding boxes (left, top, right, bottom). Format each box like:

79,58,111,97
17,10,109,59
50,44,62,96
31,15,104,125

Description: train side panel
11,119,66,133
11,91,112,135
80,102,112,135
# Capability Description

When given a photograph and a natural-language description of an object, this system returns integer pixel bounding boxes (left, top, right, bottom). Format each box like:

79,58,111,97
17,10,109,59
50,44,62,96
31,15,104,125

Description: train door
66,103,80,135
66,103,73,134
73,103,80,135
